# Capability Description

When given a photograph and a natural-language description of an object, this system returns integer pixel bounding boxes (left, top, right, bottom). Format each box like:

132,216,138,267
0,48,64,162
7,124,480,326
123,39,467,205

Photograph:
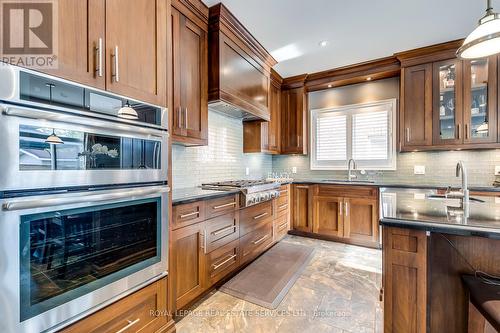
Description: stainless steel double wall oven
0,64,169,333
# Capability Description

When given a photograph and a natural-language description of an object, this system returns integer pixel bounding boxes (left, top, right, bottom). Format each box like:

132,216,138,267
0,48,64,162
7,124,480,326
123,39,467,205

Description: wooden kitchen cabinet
292,185,379,248
242,69,282,154
312,196,344,237
397,40,500,151
281,84,308,154
171,222,206,310
400,63,433,149
60,277,172,333
383,226,427,333
42,0,105,89
171,1,208,146
105,0,167,105
292,185,313,232
343,197,379,245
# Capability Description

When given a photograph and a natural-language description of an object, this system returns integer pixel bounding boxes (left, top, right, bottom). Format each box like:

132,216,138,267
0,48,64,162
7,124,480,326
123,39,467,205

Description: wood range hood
207,3,277,121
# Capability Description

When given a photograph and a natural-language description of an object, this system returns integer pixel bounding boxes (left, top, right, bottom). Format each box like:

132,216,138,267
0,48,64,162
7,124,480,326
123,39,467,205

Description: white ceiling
202,0,499,77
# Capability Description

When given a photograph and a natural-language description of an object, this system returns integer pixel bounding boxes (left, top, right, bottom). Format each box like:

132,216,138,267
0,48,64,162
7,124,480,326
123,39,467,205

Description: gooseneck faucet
348,158,357,181
456,161,469,203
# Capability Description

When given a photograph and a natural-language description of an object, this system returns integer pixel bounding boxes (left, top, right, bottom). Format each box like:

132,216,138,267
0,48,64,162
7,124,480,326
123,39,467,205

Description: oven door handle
2,186,170,211
1,104,167,138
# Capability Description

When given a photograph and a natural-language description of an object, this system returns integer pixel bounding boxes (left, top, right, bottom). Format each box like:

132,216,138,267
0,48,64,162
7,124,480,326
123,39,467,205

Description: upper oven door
0,185,169,333
0,103,168,191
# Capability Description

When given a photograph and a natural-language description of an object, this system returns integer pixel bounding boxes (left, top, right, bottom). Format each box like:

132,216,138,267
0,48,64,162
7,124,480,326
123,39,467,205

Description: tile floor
175,235,383,333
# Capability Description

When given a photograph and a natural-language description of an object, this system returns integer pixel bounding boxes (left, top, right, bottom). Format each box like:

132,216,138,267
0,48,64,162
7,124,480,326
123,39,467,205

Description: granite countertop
172,187,239,205
379,187,500,238
292,179,500,192
172,180,500,206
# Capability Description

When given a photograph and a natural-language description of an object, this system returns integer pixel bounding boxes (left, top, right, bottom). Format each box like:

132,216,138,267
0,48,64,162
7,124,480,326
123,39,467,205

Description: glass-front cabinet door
463,56,497,143
433,59,463,145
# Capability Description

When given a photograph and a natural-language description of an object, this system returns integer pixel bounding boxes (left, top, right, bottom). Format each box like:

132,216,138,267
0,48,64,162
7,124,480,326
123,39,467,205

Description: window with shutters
310,99,397,170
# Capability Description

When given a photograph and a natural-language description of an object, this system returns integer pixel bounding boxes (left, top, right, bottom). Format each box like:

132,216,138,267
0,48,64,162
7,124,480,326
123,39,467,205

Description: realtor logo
0,0,58,68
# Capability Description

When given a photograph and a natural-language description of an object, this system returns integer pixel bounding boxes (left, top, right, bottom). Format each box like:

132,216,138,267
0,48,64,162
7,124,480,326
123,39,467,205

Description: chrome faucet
348,158,357,181
456,161,469,203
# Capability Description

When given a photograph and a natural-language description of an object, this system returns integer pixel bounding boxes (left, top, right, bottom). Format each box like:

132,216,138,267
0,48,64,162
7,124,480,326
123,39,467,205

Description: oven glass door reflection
19,125,161,171
19,198,161,321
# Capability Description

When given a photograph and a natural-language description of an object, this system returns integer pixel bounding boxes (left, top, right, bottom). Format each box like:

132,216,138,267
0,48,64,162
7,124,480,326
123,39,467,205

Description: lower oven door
0,185,169,333
0,103,168,191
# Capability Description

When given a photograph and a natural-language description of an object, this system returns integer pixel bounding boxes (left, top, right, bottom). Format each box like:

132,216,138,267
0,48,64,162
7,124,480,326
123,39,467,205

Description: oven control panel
243,190,280,207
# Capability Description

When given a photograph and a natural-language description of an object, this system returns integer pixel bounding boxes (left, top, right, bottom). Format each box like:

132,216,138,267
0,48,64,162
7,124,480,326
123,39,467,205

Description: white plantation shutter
316,114,347,161
311,99,396,170
352,110,388,160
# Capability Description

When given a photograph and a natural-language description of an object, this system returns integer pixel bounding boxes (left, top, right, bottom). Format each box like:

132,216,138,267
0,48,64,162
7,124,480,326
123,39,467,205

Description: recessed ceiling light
319,40,329,47
366,77,372,81
327,84,332,88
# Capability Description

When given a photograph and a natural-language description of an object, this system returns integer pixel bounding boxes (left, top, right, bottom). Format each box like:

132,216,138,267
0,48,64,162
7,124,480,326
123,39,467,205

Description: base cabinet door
60,277,170,333
292,185,312,232
312,196,344,238
343,197,379,246
383,227,427,333
171,222,206,310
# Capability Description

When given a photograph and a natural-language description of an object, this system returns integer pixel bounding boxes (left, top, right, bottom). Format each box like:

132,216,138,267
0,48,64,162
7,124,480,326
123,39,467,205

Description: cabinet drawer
273,214,289,242
276,195,289,216
205,239,239,286
173,201,205,229
205,212,239,253
239,201,273,236
61,277,168,333
205,194,239,219
240,221,273,265
316,185,378,199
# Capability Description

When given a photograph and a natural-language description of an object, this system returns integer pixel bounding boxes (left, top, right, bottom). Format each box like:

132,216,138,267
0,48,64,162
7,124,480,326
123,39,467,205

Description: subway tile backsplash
173,111,499,189
272,150,500,187
172,111,272,189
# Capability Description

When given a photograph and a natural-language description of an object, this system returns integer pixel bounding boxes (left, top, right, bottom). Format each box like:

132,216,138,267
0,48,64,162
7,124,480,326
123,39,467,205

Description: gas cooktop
201,180,280,207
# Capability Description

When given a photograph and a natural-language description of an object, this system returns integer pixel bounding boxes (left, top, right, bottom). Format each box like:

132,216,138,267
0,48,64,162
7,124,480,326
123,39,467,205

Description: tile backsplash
172,110,500,189
172,110,272,189
272,150,500,187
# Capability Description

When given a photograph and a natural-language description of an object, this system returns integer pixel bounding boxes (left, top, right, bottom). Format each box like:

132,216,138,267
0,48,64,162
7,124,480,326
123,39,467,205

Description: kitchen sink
426,194,485,203
322,179,375,184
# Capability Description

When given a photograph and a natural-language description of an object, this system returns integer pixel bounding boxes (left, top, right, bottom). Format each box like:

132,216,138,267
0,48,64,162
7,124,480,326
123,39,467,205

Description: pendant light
45,129,64,145
457,0,500,59
117,100,138,120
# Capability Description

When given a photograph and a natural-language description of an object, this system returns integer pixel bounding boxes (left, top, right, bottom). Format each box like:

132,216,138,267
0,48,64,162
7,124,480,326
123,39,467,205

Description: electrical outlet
245,167,249,176
414,165,426,175
495,166,500,175
292,167,297,174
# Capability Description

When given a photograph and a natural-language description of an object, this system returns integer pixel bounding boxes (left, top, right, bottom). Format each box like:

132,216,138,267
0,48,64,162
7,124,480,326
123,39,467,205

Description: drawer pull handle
253,234,270,245
115,318,140,333
278,204,288,209
253,212,268,220
213,202,236,209
212,254,237,270
278,222,288,231
211,225,236,236
180,211,199,219
280,190,288,194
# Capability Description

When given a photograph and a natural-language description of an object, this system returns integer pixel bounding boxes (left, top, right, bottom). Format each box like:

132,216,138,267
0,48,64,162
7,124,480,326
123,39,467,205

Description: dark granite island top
172,187,240,205
379,187,500,239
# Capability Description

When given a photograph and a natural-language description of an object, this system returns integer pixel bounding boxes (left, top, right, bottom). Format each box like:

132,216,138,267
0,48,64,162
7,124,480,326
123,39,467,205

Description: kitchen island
379,187,500,333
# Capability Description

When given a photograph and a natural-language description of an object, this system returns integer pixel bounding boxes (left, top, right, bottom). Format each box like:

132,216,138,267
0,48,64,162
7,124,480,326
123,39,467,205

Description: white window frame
310,98,397,171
